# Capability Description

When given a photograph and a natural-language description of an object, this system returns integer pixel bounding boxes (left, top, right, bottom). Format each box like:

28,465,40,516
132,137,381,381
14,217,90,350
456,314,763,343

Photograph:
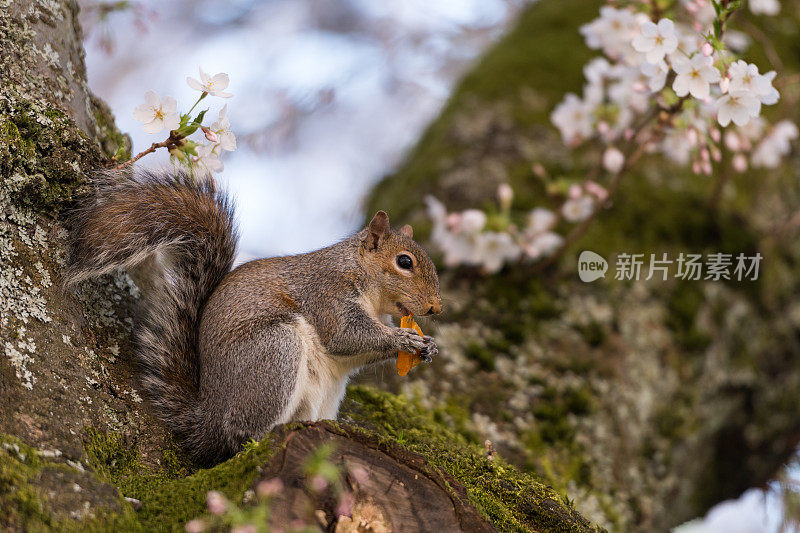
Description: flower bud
585,180,609,202
602,147,625,174
497,183,514,211
701,42,713,57
202,126,219,143
733,153,748,172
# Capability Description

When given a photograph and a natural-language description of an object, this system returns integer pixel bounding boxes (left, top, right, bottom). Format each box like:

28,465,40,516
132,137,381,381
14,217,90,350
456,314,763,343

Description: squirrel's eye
396,254,413,270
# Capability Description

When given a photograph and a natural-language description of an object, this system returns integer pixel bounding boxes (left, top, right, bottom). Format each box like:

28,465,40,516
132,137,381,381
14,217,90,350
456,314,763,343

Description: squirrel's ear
400,224,413,239
365,211,390,250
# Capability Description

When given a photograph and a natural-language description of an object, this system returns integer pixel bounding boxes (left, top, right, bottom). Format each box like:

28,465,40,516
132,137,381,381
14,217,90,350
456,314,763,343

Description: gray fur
67,169,441,465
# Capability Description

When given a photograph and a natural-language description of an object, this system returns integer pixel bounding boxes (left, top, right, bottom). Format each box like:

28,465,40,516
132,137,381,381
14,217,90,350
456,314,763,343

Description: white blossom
640,60,668,92
551,93,595,144
716,91,761,127
562,196,594,223
187,67,233,98
192,143,224,174
723,31,751,53
526,208,557,235
211,105,237,151
476,233,521,274
524,232,563,260
672,54,721,100
602,147,625,173
632,19,678,63
460,210,487,233
749,0,780,15
523,208,562,260
133,90,179,134
580,7,645,62
608,67,650,113
758,71,780,105
728,60,778,105
751,120,798,168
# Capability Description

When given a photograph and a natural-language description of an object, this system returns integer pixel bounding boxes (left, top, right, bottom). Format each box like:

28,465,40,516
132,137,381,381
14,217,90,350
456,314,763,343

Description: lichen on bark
0,1,599,531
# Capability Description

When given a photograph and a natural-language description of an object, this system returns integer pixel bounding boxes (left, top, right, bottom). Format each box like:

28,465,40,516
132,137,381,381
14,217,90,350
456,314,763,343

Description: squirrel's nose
426,301,442,315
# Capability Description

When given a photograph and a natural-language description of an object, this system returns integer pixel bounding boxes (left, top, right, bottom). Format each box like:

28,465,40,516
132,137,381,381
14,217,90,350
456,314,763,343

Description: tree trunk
0,2,596,531
365,0,800,530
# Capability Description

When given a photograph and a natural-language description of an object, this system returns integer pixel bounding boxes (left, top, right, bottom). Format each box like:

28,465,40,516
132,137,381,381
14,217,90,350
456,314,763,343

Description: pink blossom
205,491,227,515
185,519,205,533
256,478,284,498
336,491,355,518
733,153,748,172
310,475,329,493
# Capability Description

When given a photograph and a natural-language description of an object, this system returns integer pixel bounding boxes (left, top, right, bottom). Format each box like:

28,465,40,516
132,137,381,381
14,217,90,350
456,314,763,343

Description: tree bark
365,0,800,530
0,2,597,531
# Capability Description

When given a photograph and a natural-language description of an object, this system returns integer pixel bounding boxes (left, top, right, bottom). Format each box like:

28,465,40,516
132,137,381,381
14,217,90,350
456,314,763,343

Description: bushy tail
67,168,237,454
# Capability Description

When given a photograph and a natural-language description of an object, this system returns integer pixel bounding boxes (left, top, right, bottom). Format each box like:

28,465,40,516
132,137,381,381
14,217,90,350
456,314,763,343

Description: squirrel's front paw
418,336,438,363
395,329,438,363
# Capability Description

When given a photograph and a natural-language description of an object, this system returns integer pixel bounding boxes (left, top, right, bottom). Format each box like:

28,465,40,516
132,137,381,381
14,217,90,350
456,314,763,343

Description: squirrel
66,168,442,465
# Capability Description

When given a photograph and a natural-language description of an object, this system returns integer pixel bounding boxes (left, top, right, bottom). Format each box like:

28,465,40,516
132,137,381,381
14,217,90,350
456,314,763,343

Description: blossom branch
425,0,796,276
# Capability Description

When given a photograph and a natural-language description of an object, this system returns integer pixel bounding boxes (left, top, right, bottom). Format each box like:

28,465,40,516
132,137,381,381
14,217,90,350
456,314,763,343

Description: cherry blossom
211,105,237,151
427,2,793,275
672,54,721,99
728,60,778,105
192,143,224,174
641,60,668,92
751,121,799,168
497,183,514,210
461,210,488,233
749,0,780,15
580,7,646,62
186,67,234,98
551,94,594,144
523,208,563,260
477,233,522,273
562,196,594,223
132,90,179,134
716,90,761,127
602,147,625,174
632,19,678,63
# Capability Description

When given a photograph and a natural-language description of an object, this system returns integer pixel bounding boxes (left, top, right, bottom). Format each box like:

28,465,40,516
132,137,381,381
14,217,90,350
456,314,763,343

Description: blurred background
82,0,523,260
79,1,800,531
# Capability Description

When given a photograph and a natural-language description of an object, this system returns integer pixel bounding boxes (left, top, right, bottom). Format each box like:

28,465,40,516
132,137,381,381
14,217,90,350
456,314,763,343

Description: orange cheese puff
397,315,424,376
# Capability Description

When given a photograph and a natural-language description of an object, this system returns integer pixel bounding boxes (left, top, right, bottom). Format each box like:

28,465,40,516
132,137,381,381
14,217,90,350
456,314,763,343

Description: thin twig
111,132,183,169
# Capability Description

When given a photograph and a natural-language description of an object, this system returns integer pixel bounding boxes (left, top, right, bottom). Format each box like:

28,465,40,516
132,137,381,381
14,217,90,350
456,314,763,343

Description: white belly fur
288,317,362,422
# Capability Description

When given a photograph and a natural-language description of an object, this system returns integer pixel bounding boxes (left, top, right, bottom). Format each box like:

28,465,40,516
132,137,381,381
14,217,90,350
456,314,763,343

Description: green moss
0,436,50,530
0,435,142,532
90,95,132,161
83,428,277,531
666,282,712,351
0,98,100,211
343,386,601,532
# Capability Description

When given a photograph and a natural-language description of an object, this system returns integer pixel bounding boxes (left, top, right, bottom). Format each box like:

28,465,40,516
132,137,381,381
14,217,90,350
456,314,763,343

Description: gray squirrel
66,168,442,465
